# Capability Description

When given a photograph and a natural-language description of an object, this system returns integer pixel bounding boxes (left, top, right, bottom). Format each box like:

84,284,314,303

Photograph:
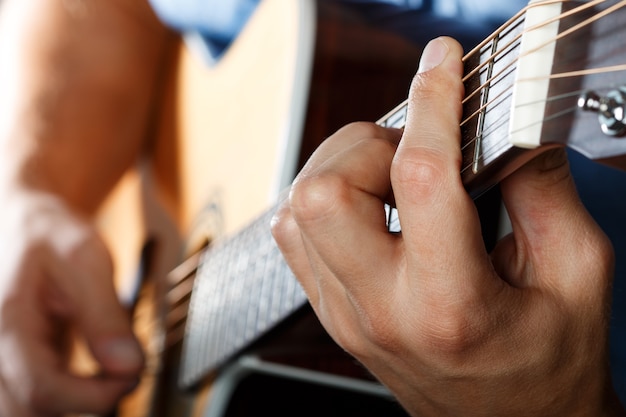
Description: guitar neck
378,5,544,199
179,0,626,390
178,198,307,388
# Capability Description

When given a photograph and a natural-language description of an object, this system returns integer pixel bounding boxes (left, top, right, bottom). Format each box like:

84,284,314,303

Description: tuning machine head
578,86,626,137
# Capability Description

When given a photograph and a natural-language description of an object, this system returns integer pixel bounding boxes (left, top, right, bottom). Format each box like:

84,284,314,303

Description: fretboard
178,0,626,389
178,202,306,388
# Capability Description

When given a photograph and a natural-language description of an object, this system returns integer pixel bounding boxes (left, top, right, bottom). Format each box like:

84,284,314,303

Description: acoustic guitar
94,0,626,416
95,0,422,415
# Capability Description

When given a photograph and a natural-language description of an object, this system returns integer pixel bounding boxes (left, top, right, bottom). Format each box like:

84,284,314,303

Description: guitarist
0,0,624,416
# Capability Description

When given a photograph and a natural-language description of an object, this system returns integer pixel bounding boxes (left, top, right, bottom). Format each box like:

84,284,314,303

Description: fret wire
462,101,513,158
459,0,575,72
379,1,613,132
461,106,564,173
463,43,520,106
462,0,607,105
466,91,589,168
376,14,625,180
376,99,408,126
461,103,512,157
462,21,524,87
460,0,621,156
463,88,611,175
462,84,609,171
462,86,586,152
464,63,626,139
462,4,530,64
463,0,604,80
462,126,512,175
460,0,588,83
461,68,517,129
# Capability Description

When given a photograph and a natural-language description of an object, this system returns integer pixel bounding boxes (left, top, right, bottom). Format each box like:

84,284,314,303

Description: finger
287,128,401,305
39,372,136,415
0,297,136,416
496,148,614,295
272,202,374,358
391,37,497,300
300,122,402,180
272,123,400,308
272,201,321,308
46,227,144,377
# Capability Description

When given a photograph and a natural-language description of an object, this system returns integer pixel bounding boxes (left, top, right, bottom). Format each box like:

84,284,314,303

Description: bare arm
0,0,174,415
0,0,172,212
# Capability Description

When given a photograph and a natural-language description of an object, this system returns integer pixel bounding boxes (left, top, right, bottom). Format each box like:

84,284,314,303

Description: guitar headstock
376,1,626,198
455,0,626,196
509,0,626,159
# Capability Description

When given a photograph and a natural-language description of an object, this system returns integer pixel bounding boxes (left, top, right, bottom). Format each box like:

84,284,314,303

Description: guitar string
157,95,609,352
458,1,626,169
460,0,592,73
460,67,626,153
461,0,605,97
460,66,626,174
379,65,626,176
375,0,584,127
461,88,587,158
462,0,617,108
378,0,613,142
153,0,626,350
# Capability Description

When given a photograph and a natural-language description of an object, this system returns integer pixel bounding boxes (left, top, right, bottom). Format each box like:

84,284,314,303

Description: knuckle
290,172,348,225
270,203,296,246
419,305,487,358
318,309,370,359
391,148,447,200
339,121,387,139
353,302,403,356
361,316,401,354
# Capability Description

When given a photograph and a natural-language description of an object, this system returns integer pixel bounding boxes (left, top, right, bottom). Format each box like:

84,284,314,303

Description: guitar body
95,0,422,415
97,1,626,415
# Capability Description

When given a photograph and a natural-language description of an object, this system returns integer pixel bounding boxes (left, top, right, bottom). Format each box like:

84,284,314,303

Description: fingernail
418,38,449,73
101,338,143,370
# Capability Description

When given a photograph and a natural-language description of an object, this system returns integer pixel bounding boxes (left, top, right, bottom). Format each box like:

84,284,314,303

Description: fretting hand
273,37,624,416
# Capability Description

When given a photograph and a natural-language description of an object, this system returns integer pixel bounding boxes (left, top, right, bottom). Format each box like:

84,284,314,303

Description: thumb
52,226,144,377
496,148,613,293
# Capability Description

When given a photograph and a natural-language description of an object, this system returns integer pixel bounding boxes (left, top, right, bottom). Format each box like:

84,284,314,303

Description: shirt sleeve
148,0,259,59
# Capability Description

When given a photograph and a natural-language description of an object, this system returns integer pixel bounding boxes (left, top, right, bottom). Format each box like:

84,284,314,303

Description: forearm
0,0,174,214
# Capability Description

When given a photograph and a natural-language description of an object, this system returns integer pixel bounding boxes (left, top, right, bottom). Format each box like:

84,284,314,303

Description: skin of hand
0,191,142,415
272,37,625,416
0,0,172,415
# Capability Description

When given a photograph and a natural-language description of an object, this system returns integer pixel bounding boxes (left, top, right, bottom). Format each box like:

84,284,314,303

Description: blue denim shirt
148,0,524,60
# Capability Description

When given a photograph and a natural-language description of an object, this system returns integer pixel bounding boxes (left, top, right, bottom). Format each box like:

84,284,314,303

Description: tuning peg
578,86,626,137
